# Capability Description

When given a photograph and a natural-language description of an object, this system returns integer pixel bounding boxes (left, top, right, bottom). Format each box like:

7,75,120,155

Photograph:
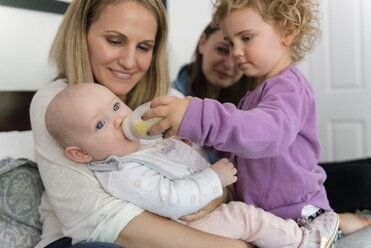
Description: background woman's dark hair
186,24,257,106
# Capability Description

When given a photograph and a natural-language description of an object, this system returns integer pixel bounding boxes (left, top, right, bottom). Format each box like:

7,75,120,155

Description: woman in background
171,24,256,164
172,24,257,106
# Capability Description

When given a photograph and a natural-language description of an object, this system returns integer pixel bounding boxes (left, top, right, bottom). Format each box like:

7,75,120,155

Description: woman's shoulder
171,64,189,95
168,87,185,98
34,79,68,98
30,79,68,111
30,79,68,149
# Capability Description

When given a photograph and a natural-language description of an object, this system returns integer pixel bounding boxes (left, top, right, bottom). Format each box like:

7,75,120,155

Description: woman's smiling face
87,1,158,102
199,30,243,89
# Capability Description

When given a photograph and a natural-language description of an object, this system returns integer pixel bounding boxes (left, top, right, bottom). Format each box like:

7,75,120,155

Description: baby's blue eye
113,103,120,111
96,121,104,130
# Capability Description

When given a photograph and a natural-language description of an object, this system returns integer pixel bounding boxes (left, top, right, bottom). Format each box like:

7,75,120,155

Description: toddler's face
72,85,140,161
221,7,292,83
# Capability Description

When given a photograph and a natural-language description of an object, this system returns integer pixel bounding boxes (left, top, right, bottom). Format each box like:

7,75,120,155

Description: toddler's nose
232,45,244,58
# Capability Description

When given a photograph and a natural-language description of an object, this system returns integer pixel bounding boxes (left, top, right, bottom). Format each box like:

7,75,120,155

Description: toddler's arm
145,79,314,158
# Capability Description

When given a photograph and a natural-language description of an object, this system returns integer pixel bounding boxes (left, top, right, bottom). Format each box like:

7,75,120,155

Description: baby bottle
122,102,163,140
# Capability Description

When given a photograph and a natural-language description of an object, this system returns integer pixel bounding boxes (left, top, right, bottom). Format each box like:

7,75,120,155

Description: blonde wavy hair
212,0,321,63
49,0,169,109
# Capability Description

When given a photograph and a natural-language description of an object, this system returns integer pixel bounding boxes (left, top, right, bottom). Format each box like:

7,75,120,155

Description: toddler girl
144,0,340,247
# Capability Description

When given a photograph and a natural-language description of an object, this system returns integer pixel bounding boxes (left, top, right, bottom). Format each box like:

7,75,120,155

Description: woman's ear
198,33,207,55
65,146,93,163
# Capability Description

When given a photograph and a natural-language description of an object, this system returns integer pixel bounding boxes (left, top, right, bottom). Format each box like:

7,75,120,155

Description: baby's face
72,85,140,161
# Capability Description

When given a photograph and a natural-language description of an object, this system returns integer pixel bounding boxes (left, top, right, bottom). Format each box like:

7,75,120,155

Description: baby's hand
210,158,237,187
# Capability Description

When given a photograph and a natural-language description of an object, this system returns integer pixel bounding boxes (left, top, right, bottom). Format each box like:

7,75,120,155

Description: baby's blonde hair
212,0,321,62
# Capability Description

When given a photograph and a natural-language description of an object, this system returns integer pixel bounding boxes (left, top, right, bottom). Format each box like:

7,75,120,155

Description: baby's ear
65,146,93,163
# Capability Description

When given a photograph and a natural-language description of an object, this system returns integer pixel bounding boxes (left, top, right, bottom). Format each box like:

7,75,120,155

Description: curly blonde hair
212,0,321,63
49,0,169,109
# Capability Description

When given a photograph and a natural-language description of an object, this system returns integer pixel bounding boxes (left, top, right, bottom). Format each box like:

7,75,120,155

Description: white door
299,0,371,162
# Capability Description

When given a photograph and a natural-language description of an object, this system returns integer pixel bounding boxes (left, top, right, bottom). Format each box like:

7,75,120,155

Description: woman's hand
179,187,229,222
143,96,192,138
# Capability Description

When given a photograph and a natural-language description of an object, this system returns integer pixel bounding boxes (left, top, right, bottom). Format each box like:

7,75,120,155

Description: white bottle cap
122,102,163,140
122,114,138,141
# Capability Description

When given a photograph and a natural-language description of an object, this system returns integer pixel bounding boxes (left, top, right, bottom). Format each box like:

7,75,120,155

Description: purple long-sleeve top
178,64,331,220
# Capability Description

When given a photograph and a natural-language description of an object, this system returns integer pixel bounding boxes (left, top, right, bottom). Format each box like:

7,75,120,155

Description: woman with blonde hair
30,0,249,247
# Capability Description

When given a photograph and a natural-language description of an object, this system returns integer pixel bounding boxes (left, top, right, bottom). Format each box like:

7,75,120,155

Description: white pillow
0,130,35,161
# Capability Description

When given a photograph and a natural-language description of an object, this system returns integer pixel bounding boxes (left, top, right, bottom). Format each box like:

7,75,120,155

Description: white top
89,138,223,221
30,80,144,247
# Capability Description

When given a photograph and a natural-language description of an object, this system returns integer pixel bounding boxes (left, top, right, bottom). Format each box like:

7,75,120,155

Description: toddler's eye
96,121,104,130
243,36,252,42
113,103,120,111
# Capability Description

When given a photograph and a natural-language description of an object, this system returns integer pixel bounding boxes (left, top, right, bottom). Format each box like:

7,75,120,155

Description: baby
45,83,335,248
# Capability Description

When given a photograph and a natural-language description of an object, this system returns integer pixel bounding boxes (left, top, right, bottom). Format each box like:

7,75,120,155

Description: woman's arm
115,211,250,248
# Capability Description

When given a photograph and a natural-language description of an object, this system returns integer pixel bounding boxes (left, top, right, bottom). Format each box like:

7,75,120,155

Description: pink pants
186,201,302,248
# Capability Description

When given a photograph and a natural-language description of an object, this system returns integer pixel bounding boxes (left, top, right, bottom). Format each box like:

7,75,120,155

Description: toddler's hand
210,158,237,187
143,96,191,138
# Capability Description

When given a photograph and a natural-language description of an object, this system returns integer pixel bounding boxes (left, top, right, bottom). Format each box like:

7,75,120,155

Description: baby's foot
339,212,371,235
299,211,340,248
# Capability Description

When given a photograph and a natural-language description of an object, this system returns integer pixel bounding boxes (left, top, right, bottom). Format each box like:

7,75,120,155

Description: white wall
167,0,213,81
0,5,63,90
